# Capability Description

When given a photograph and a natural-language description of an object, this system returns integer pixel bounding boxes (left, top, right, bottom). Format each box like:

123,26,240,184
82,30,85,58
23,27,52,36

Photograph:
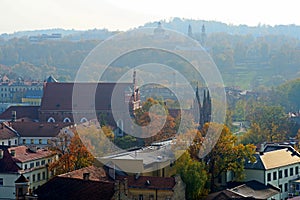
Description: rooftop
9,146,55,163
11,121,73,137
34,176,115,200
245,144,300,170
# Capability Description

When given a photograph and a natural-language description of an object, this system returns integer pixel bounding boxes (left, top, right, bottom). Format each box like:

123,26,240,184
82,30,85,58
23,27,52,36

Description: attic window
145,180,151,185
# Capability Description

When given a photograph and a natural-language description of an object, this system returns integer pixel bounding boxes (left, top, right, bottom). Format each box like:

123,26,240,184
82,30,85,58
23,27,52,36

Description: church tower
192,86,212,128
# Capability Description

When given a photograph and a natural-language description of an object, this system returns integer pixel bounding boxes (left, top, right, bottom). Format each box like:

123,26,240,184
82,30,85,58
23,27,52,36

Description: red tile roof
59,165,107,181
40,82,132,111
0,123,18,139
34,176,115,200
118,175,176,190
11,121,73,137
9,146,55,163
0,106,39,120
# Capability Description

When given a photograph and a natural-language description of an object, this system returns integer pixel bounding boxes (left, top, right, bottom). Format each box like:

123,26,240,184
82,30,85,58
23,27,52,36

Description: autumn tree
190,123,256,192
49,133,94,175
135,98,177,145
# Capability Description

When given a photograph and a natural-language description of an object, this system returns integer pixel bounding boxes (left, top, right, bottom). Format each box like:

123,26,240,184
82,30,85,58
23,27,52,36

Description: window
284,183,288,192
37,173,41,181
149,195,154,200
267,172,271,181
39,139,42,144
279,170,282,179
8,141,11,146
42,172,46,180
290,168,294,176
0,178,3,186
138,194,143,200
31,139,34,144
36,161,40,167
41,160,45,165
22,139,26,144
32,174,36,182
285,169,288,177
273,171,277,180
24,164,27,170
296,166,299,174
15,140,17,145
30,163,34,168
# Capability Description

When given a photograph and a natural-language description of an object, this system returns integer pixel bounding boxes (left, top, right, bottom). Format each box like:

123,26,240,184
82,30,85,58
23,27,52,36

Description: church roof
40,82,132,111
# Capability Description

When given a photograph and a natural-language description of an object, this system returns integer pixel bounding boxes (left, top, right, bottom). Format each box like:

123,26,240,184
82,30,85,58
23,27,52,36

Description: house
244,143,300,200
11,121,74,148
33,165,185,200
0,145,57,199
0,122,19,146
116,175,185,200
0,105,39,122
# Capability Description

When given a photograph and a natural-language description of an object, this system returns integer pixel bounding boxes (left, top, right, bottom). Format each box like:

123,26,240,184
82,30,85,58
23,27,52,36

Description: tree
190,123,256,192
175,151,209,200
49,133,94,175
242,104,290,143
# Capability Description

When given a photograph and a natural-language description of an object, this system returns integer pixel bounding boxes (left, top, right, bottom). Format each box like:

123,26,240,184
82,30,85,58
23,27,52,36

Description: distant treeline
0,18,300,87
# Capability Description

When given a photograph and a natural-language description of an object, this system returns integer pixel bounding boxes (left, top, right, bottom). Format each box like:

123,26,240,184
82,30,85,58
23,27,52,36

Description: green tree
175,151,208,200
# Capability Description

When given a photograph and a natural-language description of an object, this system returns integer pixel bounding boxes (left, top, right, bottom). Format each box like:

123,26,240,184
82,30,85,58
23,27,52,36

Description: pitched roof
11,121,73,137
260,148,300,169
0,106,39,120
118,175,176,190
40,82,132,111
34,176,115,200
245,144,300,170
206,190,248,200
9,146,55,163
0,146,21,173
229,180,280,199
59,165,107,181
0,122,18,139
15,174,29,183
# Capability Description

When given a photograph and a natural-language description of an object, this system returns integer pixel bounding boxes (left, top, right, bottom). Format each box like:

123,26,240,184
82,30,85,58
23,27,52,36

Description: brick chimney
83,172,90,180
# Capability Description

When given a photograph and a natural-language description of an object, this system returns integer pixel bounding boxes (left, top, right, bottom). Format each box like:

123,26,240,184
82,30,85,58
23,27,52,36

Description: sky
0,0,299,34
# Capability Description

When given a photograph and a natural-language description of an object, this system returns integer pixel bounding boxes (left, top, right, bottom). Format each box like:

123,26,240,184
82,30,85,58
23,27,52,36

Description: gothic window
63,117,71,123
47,117,55,123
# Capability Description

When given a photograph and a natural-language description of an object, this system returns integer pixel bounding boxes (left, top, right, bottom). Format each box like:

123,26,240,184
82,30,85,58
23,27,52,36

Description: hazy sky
0,0,299,34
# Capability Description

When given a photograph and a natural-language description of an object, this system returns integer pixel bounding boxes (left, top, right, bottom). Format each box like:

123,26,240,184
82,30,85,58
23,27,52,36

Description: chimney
259,143,265,155
12,111,16,122
10,149,16,157
83,172,90,180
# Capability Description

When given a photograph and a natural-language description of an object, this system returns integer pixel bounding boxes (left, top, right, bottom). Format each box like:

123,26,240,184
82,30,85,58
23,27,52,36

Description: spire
188,24,193,38
201,24,207,47
195,83,200,103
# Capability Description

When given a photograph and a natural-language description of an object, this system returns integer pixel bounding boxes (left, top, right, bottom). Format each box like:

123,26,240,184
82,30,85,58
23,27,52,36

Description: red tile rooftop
9,146,55,163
